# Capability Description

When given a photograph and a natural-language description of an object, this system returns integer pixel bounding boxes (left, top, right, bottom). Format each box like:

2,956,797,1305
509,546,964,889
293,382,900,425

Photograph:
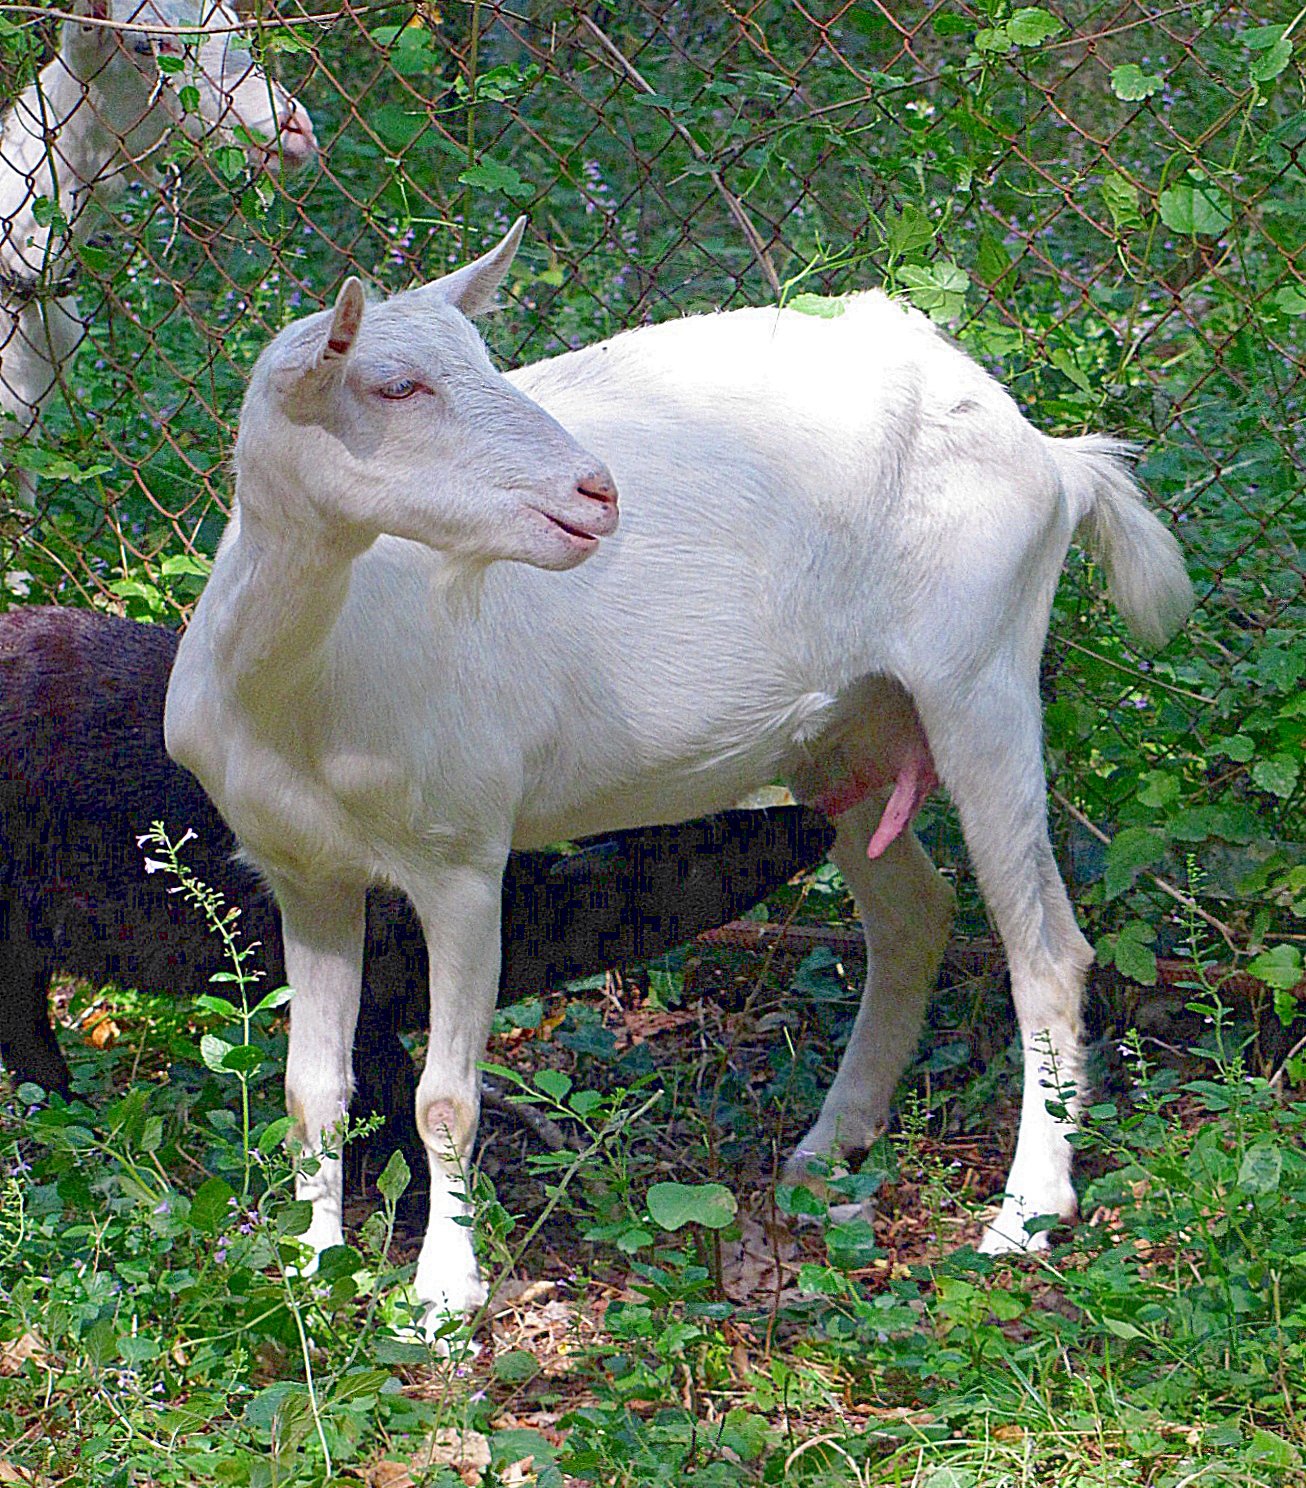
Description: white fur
166,224,1195,1333
0,0,316,500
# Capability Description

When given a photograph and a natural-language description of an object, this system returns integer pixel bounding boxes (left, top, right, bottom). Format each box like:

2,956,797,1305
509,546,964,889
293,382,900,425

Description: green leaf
377,1149,411,1204
258,1115,297,1154
458,159,535,201
787,293,845,318
1249,35,1292,84
1100,171,1146,231
647,1181,738,1231
1247,1429,1302,1469
975,230,1014,285
1102,1316,1144,1339
200,1033,234,1072
1007,8,1063,46
190,1176,236,1236
1271,284,1306,316
493,1349,540,1383
1237,1143,1283,1196
252,984,295,1015
883,203,935,257
1158,175,1232,237
277,1200,314,1237
140,1116,164,1153
1103,827,1167,899
1106,921,1159,986
898,262,969,323
1247,944,1303,993
533,1069,572,1101
1110,64,1163,101
220,1043,264,1076
1251,754,1299,798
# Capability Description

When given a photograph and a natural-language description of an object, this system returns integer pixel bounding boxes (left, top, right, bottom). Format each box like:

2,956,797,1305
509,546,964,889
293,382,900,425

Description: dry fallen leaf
0,1334,46,1378
80,1008,120,1049
364,1463,415,1488
0,1463,42,1485
413,1428,492,1485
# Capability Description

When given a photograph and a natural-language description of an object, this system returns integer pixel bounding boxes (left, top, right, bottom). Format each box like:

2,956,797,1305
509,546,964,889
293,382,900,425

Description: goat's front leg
275,876,367,1260
407,859,507,1331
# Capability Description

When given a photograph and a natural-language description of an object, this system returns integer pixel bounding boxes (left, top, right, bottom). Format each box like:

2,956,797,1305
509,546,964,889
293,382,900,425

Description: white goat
166,220,1194,1334
0,0,315,500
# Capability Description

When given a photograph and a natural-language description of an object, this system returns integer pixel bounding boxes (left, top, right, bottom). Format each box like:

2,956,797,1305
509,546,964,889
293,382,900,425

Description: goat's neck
206,493,361,714
1,59,156,280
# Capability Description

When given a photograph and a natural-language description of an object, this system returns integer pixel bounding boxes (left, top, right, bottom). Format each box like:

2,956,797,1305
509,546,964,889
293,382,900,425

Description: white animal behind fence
0,0,315,503
165,220,1194,1338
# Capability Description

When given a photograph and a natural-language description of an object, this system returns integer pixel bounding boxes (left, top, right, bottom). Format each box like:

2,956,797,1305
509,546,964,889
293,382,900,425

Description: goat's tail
1051,435,1194,647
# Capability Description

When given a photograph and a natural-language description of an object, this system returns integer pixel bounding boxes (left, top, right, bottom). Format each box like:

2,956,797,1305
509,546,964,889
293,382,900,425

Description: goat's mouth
537,510,603,547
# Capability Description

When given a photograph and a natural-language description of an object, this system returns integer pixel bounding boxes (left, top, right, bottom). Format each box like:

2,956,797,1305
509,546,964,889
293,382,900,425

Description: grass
1,838,1303,1487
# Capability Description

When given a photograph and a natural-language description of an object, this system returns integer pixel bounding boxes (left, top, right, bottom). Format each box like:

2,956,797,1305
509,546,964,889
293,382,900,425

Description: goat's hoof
978,1195,1074,1255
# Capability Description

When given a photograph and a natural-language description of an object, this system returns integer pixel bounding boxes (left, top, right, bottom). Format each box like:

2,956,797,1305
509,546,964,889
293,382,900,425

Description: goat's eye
133,38,154,56
377,378,420,400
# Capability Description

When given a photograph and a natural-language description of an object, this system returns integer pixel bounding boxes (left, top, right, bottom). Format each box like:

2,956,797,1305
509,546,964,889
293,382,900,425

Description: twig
0,3,384,33
1050,787,1240,953
577,15,781,297
481,1078,576,1152
1268,1030,1306,1094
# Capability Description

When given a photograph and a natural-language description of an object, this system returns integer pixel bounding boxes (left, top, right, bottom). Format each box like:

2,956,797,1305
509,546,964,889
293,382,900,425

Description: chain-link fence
1,1,1302,965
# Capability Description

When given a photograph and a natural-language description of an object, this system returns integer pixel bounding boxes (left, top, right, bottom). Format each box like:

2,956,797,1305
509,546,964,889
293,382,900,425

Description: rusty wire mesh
0,1,1301,952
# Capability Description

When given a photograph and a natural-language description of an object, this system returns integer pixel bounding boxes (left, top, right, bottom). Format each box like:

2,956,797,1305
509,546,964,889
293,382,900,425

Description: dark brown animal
0,606,832,1162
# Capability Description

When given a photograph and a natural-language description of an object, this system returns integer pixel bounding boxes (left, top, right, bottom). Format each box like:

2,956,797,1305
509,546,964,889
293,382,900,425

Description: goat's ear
321,277,365,364
269,279,365,397
425,217,526,318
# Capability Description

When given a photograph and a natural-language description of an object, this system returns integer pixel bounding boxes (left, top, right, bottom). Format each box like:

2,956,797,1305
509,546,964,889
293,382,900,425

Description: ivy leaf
1110,63,1163,100
647,1181,737,1231
1007,8,1063,46
1251,754,1299,798
1103,827,1167,899
898,262,969,323
883,203,935,257
1158,175,1232,237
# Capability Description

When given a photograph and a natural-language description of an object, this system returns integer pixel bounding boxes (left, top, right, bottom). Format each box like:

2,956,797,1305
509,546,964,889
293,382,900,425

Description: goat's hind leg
784,800,955,1196
913,671,1092,1252
275,877,367,1261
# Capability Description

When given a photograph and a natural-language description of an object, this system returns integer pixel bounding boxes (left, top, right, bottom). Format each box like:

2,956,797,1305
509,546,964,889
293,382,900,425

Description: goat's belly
511,732,799,850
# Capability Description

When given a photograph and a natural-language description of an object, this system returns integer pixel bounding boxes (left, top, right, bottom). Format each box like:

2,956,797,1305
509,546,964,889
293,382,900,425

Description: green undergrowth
1,835,1304,1487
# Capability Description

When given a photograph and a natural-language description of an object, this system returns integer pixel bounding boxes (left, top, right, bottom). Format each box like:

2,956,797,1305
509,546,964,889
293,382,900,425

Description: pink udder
811,745,938,859
865,748,938,859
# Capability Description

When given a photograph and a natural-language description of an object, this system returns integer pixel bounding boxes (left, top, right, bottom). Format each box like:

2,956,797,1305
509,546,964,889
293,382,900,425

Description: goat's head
236,218,619,570
64,0,316,175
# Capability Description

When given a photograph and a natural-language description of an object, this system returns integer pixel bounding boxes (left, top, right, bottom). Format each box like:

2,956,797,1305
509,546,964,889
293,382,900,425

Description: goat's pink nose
279,102,318,162
577,468,619,508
